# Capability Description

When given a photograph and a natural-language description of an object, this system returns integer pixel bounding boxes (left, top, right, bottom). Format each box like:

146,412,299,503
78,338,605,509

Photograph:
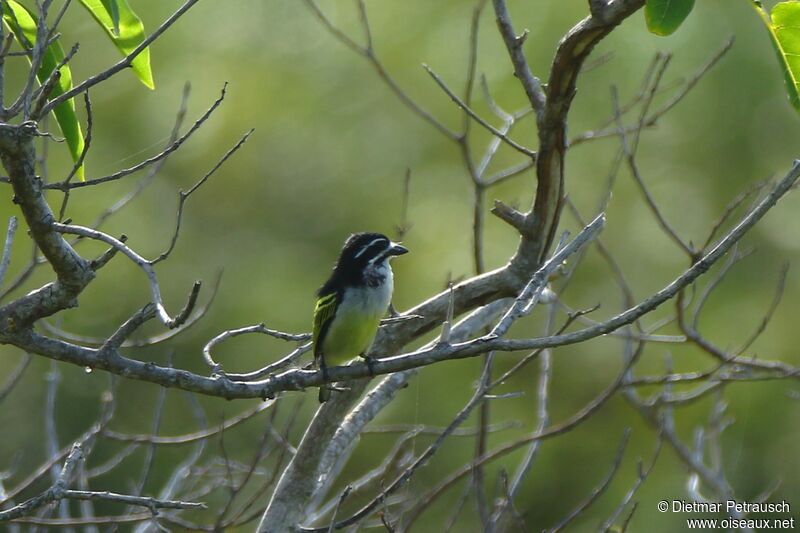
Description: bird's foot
361,354,377,377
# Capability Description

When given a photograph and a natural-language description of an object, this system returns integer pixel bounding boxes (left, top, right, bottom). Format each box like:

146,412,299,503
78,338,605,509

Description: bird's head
337,232,408,271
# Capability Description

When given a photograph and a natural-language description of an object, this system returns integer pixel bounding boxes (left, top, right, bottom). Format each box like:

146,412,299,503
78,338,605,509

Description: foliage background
1,0,799,530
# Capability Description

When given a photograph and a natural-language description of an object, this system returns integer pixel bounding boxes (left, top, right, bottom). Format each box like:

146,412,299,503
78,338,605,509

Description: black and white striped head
319,232,408,294
338,232,408,271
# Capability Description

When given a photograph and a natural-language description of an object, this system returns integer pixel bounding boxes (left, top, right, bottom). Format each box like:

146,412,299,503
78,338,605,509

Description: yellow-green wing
312,293,338,359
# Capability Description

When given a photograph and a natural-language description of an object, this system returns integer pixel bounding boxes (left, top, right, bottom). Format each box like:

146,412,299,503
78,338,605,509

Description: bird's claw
361,354,377,377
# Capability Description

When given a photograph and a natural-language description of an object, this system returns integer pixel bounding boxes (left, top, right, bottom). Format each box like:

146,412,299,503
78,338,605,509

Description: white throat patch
344,261,394,318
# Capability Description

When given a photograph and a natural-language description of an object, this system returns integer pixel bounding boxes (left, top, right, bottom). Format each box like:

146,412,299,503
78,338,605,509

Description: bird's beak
389,242,409,256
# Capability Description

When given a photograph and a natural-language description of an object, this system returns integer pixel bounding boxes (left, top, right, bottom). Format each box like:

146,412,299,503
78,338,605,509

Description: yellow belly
321,308,382,366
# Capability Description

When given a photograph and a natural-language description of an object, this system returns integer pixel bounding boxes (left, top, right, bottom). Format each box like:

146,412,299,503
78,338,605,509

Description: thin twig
302,0,459,140
102,401,273,445
423,64,537,158
548,429,631,532
491,0,546,114
40,271,223,348
203,323,310,374
154,128,253,263
89,83,193,230
57,91,93,221
47,82,228,191
610,86,695,257
598,435,662,531
736,263,788,354
701,179,769,252
31,42,80,119
0,443,83,522
0,216,18,288
51,221,201,328
60,490,205,510
0,353,32,403
40,0,204,116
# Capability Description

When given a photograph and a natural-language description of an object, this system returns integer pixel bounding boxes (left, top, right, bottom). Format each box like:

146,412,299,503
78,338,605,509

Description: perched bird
313,232,408,402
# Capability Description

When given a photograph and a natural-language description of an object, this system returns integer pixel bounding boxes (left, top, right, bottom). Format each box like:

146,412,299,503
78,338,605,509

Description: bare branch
39,0,204,117
491,0,546,114
9,163,799,400
47,83,228,191
51,221,201,328
224,342,312,383
98,304,157,356
56,91,93,221
736,262,788,354
488,313,554,531
204,324,311,374
511,0,645,274
0,443,83,522
59,490,205,511
40,270,223,348
569,37,734,148
610,86,695,258
0,122,95,323
701,179,769,252
423,64,537,158
0,352,31,403
5,0,55,119
102,400,272,445
311,300,512,511
30,42,80,120
302,0,459,140
548,428,632,532
154,128,254,264
599,435,662,531
491,215,604,339
491,200,526,231
401,342,644,529
394,168,413,240
302,361,491,532
0,216,18,289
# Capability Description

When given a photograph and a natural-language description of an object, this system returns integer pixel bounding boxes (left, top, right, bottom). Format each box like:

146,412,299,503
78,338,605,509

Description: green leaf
109,0,120,36
2,0,85,179
78,0,154,89
645,0,696,36
753,1,800,113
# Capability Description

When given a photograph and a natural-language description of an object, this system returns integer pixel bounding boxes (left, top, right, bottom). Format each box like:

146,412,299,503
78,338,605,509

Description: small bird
313,232,408,402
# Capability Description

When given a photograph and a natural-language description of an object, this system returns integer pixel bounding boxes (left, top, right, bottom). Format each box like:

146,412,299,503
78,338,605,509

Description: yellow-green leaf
109,0,120,35
3,1,85,179
753,1,800,113
645,0,695,36
78,0,153,89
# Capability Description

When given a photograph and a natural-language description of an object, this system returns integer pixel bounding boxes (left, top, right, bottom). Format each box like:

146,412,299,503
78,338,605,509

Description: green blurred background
1,0,800,530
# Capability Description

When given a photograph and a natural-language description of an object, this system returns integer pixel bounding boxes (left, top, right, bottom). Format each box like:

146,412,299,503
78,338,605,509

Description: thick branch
5,161,796,401
509,0,645,278
0,123,94,325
